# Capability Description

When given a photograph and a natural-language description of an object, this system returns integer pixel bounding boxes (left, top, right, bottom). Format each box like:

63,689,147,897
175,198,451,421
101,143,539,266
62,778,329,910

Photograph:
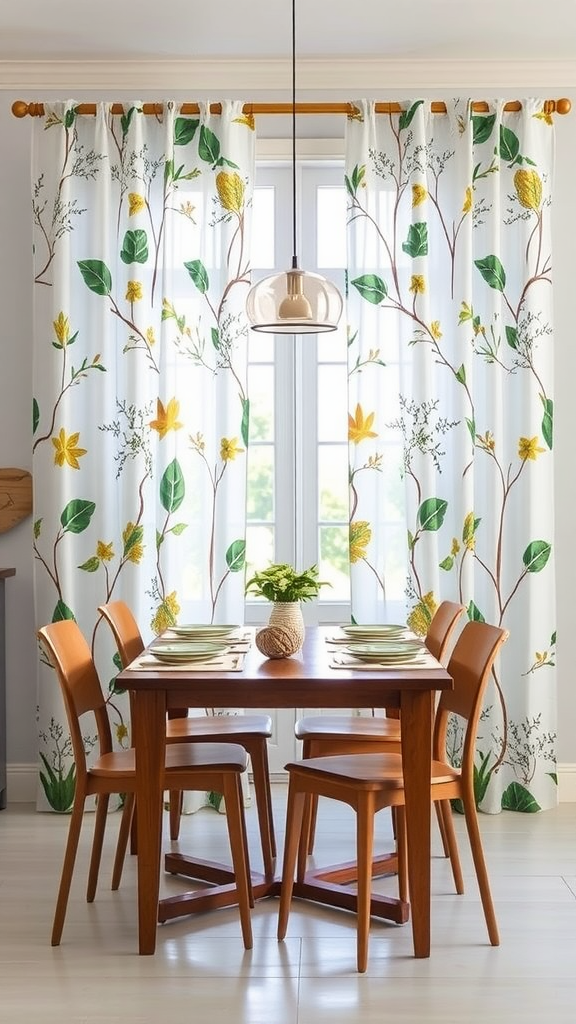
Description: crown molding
2,57,576,94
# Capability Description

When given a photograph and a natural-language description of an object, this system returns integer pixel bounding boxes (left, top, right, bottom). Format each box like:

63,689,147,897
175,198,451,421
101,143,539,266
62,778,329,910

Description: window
245,162,349,623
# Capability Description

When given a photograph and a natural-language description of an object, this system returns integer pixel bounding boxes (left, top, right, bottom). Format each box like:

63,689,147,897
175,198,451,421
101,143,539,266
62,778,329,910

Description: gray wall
1,79,575,788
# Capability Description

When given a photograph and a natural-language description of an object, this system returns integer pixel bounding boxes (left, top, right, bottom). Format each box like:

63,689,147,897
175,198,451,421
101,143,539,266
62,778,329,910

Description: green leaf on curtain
39,751,76,812
407,529,415,550
60,498,96,534
439,556,454,571
474,255,506,292
345,164,366,195
472,113,496,145
466,417,476,442
501,782,541,812
550,630,557,645
541,395,553,449
351,274,388,304
174,117,200,146
398,100,424,131
53,600,75,622
455,364,466,384
211,327,220,350
160,459,185,513
122,524,144,559
32,398,39,434
474,749,494,805
523,540,551,573
198,125,221,166
505,325,518,349
417,497,448,531
120,229,149,265
184,259,209,294
241,398,250,448
65,108,77,130
499,124,520,163
402,222,428,258
547,771,558,785
33,518,42,539
170,523,188,536
78,259,112,296
226,539,246,573
78,557,100,573
120,107,137,139
467,600,485,622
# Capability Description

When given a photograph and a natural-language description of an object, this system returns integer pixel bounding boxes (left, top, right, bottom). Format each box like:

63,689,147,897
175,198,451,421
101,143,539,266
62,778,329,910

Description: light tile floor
0,787,575,1023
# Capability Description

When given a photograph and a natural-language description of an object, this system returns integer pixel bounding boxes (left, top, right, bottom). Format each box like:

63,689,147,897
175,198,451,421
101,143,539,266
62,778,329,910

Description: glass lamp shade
246,267,343,334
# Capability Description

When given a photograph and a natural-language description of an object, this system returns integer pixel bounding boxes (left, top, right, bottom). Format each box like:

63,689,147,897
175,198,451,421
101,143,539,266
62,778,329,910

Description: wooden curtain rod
11,98,572,118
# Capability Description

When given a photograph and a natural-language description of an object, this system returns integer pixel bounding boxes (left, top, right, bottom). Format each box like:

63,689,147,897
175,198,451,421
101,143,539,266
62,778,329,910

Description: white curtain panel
345,98,557,812
32,100,255,811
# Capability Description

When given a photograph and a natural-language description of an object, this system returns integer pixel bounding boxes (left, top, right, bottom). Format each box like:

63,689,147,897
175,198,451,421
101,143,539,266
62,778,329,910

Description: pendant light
246,0,343,334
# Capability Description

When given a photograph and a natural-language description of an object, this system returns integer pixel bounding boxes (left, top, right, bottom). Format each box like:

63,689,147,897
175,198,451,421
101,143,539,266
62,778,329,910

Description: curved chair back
425,600,465,663
98,601,144,668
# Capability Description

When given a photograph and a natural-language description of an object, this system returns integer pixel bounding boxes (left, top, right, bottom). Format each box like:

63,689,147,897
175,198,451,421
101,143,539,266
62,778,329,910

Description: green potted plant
246,563,330,655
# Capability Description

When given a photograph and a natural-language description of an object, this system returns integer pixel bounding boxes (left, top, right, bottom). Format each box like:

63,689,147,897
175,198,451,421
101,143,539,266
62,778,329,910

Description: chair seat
287,751,460,789
93,741,248,778
167,714,272,742
295,715,400,743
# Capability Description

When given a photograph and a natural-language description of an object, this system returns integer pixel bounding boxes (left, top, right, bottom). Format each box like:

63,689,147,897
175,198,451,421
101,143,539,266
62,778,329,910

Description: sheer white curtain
32,100,255,811
346,98,557,812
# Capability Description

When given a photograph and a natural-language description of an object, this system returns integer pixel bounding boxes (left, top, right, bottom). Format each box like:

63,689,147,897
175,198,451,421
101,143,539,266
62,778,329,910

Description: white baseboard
5,762,576,805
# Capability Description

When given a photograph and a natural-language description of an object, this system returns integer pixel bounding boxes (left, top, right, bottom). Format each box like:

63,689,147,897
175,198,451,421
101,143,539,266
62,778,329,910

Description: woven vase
267,601,305,654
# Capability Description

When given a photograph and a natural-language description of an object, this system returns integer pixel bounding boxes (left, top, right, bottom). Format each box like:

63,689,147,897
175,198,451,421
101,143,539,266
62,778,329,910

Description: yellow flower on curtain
462,186,473,214
216,171,245,213
220,437,244,462
349,520,371,562
149,397,183,438
518,436,546,461
412,184,427,207
122,522,144,564
514,169,542,211
128,192,146,216
151,591,180,634
430,321,443,340
51,428,87,469
409,275,426,294
96,540,114,562
52,311,70,345
348,404,377,444
407,592,438,636
115,722,129,747
126,280,143,302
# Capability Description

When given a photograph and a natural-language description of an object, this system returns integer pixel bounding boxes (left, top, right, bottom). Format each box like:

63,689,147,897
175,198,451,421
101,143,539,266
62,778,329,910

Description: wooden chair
97,601,276,875
38,620,253,949
278,620,508,971
295,600,465,854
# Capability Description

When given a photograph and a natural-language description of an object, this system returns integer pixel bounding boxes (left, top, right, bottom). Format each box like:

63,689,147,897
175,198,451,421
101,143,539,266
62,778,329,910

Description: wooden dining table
117,626,453,957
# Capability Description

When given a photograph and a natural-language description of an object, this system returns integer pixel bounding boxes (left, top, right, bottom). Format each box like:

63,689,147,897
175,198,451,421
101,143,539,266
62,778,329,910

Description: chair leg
130,800,138,855
277,778,307,941
395,805,409,904
437,799,464,894
356,792,376,974
246,739,276,874
111,793,135,891
51,797,86,946
87,793,110,903
169,790,183,840
222,774,253,950
435,799,451,858
306,793,320,854
462,792,500,945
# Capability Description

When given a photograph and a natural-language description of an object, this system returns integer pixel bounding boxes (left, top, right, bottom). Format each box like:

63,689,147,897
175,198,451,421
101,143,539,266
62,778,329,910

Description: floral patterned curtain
346,99,557,812
32,100,255,811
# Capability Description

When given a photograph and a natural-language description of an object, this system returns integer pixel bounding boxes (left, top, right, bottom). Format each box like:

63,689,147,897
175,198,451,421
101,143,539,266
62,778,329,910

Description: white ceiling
1,0,576,62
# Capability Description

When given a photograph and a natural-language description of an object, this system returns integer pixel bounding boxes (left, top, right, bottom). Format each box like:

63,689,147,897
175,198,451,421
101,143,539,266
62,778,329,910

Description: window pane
246,445,274,520
246,525,274,583
247,365,274,442
318,365,348,443
317,186,347,268
319,526,350,600
318,445,348,521
252,187,275,268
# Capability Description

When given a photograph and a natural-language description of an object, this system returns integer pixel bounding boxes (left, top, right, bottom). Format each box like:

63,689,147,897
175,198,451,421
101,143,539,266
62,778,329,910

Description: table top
118,626,453,710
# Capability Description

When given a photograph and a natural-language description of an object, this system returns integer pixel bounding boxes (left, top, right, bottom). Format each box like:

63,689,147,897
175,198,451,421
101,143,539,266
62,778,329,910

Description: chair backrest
98,601,144,669
38,620,113,778
424,600,466,664
434,620,508,768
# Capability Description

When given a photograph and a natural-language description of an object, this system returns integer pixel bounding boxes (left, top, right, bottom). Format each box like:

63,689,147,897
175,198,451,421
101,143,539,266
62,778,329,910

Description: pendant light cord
290,0,298,270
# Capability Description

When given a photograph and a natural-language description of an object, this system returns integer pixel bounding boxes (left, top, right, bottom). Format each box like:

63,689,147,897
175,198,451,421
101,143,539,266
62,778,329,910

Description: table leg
400,688,433,958
132,688,166,955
